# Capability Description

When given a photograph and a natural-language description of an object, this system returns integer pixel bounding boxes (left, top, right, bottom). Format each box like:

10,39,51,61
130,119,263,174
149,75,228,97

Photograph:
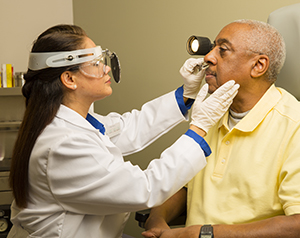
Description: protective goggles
28,46,121,83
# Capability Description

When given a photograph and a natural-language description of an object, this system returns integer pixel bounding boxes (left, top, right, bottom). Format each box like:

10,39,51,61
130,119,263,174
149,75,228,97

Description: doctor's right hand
190,80,240,134
180,58,206,99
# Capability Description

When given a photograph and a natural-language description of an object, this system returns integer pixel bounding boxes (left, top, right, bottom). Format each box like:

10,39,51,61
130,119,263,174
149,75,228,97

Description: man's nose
204,49,217,66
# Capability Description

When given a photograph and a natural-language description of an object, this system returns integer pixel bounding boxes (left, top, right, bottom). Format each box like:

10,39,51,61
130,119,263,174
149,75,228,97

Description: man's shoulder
275,87,300,122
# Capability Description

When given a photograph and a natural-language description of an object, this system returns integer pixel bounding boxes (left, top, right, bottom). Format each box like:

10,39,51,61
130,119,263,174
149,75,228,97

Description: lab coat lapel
56,105,118,150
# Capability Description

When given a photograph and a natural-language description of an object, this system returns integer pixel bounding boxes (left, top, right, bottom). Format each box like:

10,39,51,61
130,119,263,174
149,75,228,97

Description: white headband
28,46,102,70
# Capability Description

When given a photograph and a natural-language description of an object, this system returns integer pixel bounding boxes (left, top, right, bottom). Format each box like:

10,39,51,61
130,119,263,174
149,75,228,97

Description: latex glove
180,58,206,99
191,80,240,133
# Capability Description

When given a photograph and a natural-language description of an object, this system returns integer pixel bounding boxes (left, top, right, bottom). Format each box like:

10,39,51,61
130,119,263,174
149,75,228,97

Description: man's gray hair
233,19,286,82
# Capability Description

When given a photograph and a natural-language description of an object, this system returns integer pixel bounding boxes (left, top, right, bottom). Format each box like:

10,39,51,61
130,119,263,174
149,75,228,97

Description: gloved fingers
207,84,239,116
181,58,207,99
194,65,207,79
190,81,239,133
180,58,204,75
185,58,204,73
218,83,240,106
219,87,239,110
212,80,236,97
196,83,209,103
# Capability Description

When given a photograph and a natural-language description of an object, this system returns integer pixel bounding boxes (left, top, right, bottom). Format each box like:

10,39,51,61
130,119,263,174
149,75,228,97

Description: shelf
0,87,22,96
0,121,21,130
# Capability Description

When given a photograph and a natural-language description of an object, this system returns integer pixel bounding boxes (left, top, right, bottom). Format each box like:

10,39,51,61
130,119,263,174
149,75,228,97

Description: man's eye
219,47,227,56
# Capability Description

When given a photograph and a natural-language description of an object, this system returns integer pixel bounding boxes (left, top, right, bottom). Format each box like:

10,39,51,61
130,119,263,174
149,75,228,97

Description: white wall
0,0,73,73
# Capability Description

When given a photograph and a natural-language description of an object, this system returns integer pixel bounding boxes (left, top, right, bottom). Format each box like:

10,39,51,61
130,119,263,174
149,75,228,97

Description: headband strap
28,46,102,70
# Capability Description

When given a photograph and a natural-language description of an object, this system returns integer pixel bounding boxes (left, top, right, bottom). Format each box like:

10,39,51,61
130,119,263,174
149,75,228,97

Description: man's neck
230,82,273,113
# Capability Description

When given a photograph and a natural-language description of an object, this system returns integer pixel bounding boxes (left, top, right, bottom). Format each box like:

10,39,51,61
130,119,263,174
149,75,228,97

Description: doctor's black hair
10,24,87,208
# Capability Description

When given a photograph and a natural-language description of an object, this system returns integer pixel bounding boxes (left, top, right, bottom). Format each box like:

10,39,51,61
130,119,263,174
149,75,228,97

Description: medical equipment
201,62,209,70
79,55,107,79
103,49,121,84
28,46,121,83
186,36,212,55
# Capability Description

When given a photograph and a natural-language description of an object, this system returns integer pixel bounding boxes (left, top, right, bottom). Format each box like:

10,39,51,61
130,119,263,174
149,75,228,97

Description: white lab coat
9,90,207,238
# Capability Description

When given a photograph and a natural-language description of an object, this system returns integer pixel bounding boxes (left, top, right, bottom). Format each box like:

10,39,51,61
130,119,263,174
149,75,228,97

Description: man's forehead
214,23,249,47
214,38,232,46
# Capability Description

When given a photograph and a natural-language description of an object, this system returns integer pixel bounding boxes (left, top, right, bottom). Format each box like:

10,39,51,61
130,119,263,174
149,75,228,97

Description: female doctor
8,24,239,238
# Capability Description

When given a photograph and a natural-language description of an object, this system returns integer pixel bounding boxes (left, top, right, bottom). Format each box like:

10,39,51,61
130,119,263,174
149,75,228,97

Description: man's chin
208,85,218,94
205,78,218,94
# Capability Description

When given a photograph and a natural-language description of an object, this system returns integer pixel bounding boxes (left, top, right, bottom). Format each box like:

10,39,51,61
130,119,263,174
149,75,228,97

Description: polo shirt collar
218,84,282,132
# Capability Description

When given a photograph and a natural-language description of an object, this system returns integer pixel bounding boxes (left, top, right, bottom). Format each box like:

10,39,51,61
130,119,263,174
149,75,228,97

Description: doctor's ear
60,71,77,90
250,55,269,79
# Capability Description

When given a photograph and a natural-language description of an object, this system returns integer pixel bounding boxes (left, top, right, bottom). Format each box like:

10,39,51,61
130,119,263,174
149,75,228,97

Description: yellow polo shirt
186,85,300,226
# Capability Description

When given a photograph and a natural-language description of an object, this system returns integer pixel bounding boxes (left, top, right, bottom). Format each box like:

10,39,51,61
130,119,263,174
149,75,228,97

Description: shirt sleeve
278,122,300,215
96,89,189,156
175,85,194,116
91,88,193,156
47,132,207,216
185,129,211,157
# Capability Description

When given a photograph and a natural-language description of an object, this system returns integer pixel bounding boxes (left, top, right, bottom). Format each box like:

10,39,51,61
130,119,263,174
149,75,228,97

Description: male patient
142,19,300,238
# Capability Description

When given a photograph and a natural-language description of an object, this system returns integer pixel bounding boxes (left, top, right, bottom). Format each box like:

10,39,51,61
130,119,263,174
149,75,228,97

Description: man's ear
60,71,77,90
250,55,269,78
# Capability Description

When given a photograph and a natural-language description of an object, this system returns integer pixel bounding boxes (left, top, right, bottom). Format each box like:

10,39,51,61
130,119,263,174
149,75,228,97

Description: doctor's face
204,23,254,94
76,37,112,101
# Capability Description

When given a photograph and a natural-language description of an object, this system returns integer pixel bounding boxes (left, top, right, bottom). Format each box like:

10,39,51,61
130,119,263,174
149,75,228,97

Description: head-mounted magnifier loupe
103,49,121,84
28,46,121,83
186,36,212,55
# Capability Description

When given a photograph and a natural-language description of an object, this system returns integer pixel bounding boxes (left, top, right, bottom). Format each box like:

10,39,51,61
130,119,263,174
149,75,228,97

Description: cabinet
0,87,25,237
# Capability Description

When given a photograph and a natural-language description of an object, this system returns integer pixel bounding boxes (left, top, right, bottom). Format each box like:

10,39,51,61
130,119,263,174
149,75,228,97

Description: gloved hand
180,58,206,99
191,80,240,133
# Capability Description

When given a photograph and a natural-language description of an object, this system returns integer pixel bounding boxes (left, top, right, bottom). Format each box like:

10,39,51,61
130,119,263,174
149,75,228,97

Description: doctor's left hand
180,58,206,99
